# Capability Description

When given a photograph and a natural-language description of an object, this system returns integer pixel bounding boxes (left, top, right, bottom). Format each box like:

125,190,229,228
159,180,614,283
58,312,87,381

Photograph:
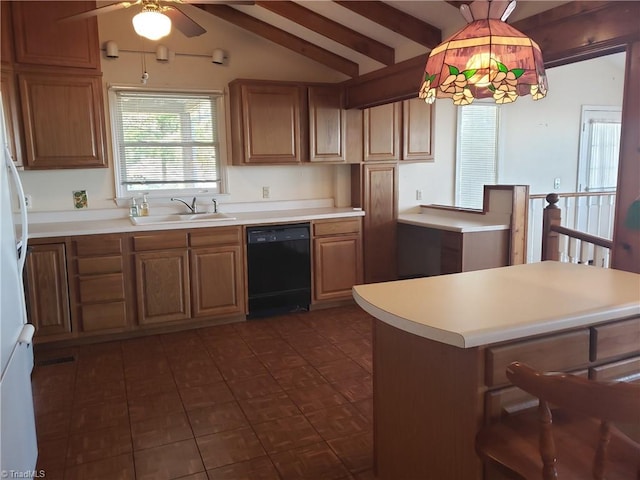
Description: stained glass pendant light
419,0,548,106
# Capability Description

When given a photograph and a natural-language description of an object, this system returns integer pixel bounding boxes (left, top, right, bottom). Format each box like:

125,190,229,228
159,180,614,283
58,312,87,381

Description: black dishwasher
246,223,311,318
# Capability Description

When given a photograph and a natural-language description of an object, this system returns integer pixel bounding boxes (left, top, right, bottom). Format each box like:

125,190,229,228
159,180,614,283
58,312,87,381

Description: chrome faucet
211,198,218,213
171,197,198,214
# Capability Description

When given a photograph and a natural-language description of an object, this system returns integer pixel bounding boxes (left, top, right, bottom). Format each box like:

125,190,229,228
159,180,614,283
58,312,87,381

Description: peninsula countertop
353,262,640,348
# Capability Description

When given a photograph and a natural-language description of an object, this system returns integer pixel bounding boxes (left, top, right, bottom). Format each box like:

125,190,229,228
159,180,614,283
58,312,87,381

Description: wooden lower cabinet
135,250,191,325
72,234,131,334
312,218,363,303
191,246,244,317
25,242,72,339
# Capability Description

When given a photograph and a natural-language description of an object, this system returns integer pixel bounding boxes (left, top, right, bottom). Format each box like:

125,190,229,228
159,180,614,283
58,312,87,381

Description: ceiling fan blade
165,5,206,37
59,1,139,22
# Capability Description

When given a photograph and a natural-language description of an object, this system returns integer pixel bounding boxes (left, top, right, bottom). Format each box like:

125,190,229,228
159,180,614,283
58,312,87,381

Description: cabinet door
308,86,346,162
1,2,13,65
1,70,23,167
135,250,190,325
25,243,72,338
190,246,244,317
362,163,398,283
364,103,400,161
402,97,434,162
11,1,100,69
313,235,362,302
19,72,106,168
231,82,304,164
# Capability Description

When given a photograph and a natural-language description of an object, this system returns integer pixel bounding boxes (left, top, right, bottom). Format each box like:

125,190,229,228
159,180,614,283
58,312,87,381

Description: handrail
549,225,613,250
541,193,614,265
530,191,615,200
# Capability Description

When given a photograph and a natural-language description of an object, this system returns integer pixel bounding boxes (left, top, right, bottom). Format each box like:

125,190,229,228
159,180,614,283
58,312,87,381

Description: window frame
108,86,228,203
454,103,502,209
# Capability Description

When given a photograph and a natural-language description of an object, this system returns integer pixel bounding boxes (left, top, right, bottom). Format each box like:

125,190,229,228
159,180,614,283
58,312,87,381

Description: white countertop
27,207,364,238
397,212,509,233
353,262,640,348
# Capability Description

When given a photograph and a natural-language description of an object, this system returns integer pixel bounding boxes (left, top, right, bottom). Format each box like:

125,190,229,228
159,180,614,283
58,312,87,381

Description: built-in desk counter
353,262,640,479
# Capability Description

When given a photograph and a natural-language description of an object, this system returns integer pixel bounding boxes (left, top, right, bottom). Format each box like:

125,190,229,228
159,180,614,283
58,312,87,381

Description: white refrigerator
0,121,38,474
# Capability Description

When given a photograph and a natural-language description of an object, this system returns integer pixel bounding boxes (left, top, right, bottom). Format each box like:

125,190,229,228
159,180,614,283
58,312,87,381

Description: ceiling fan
61,0,251,40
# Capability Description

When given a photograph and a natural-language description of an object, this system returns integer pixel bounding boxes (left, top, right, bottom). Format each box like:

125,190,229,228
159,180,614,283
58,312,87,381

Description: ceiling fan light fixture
132,8,171,41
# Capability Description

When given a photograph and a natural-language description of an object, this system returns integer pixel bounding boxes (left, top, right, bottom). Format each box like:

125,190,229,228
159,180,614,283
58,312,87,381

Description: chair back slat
506,362,640,424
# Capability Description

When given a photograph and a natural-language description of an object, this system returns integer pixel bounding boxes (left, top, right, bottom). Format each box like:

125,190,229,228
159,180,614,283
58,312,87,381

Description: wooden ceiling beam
341,1,640,108
197,4,359,77
334,1,441,49
256,1,394,66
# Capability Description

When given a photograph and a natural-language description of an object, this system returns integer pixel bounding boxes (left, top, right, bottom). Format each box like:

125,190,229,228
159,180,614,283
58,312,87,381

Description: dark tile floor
32,305,376,480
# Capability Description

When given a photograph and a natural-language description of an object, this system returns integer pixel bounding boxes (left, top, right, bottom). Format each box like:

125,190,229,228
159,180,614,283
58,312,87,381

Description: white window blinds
112,90,221,194
455,104,499,209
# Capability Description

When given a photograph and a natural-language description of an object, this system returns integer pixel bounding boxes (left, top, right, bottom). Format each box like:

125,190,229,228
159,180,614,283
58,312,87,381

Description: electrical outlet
24,194,33,210
554,177,561,189
262,186,270,199
416,189,423,201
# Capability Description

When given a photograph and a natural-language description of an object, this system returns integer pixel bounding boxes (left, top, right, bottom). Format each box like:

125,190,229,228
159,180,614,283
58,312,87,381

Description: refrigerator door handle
5,147,28,274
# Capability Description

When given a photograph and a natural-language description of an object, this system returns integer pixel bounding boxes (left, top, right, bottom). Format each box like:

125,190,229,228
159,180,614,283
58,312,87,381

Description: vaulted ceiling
190,1,569,77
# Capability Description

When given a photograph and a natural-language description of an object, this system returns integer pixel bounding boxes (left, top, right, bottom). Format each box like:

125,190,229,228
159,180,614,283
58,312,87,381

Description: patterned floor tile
179,381,236,411
196,427,265,470
186,401,249,437
238,392,301,424
66,425,132,466
270,441,351,480
134,439,204,480
252,414,323,454
207,456,280,480
131,411,193,450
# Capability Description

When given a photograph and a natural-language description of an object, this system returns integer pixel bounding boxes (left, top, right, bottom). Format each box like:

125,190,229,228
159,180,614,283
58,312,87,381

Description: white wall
17,6,349,212
397,52,625,214
499,53,625,195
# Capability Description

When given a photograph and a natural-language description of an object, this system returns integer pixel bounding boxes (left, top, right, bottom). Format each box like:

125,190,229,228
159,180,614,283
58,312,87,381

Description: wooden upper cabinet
308,86,346,163
18,72,106,168
1,2,14,65
402,97,434,162
11,1,100,70
230,81,306,165
364,102,400,162
1,70,24,167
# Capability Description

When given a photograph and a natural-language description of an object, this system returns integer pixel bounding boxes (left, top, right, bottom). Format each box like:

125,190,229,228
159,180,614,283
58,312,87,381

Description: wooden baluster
593,420,611,480
538,399,558,480
542,194,561,261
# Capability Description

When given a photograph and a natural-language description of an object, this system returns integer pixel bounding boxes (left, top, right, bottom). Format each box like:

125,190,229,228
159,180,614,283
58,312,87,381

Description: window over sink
109,87,227,199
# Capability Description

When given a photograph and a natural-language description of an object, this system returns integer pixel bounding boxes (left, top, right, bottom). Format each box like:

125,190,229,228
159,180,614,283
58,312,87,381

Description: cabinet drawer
77,256,122,275
590,317,640,362
313,218,361,236
190,227,241,247
78,274,125,303
590,356,640,383
81,302,127,332
74,235,123,256
486,330,590,386
133,231,188,251
485,369,588,422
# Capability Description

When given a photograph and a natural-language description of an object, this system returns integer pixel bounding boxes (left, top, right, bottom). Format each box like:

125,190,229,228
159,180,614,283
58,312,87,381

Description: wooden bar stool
475,362,640,479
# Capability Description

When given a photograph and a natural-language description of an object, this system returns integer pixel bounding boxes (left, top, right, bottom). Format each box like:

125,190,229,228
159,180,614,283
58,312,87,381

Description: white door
577,106,622,193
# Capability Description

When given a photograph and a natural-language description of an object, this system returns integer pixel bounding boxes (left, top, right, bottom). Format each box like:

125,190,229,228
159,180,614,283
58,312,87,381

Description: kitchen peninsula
353,262,640,479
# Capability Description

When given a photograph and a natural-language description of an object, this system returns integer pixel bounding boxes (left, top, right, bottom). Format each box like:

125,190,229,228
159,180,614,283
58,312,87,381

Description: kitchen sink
130,212,236,225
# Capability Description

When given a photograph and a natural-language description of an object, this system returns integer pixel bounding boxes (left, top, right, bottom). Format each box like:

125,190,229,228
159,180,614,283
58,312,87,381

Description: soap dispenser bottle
140,194,150,216
129,197,139,217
